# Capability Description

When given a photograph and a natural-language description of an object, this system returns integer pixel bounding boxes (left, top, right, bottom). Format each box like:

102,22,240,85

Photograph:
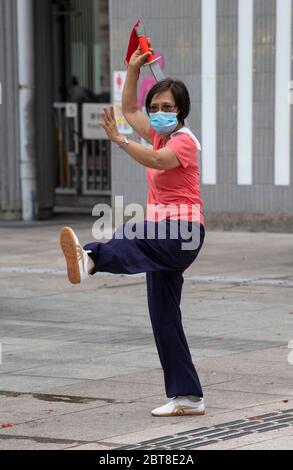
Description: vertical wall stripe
0,0,21,214
237,0,253,185
201,0,217,185
274,0,292,186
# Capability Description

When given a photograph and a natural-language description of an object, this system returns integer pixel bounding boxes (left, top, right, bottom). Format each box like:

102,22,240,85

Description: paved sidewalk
0,216,292,450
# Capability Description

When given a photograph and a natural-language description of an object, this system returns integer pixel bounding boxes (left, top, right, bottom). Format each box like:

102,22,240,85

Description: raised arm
122,41,153,144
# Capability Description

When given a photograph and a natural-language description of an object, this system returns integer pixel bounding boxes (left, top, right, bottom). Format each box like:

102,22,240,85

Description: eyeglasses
148,104,177,113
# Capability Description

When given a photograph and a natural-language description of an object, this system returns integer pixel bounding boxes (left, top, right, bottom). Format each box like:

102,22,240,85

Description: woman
60,40,206,417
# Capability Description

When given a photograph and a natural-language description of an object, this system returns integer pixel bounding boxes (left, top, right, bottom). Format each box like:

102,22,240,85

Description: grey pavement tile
196,370,244,387
104,368,165,386
0,337,71,353
0,360,56,374
40,378,164,400
0,271,144,289
6,362,158,381
0,307,149,326
0,436,74,450
1,342,150,367
196,355,293,380
225,346,290,363
0,322,151,344
0,394,110,417
0,374,83,393
0,401,171,442
205,377,293,398
189,348,239,358
0,287,63,300
202,389,290,411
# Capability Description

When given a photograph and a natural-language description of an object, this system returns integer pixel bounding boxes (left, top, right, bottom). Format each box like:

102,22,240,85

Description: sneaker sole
60,227,81,284
152,409,205,417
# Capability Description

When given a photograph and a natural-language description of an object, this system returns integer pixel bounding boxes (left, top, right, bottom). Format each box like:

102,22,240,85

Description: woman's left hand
98,106,121,144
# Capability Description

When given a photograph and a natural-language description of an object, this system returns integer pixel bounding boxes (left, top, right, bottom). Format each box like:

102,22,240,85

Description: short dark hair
145,78,190,124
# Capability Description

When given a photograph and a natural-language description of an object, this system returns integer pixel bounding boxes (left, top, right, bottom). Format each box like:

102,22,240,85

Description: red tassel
124,20,141,79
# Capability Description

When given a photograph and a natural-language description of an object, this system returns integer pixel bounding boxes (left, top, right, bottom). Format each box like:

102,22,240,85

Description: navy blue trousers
83,219,205,398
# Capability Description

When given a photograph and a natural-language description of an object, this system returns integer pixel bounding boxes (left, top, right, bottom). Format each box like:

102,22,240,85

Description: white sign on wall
82,103,110,140
113,71,133,135
65,102,78,118
113,71,127,102
114,102,133,135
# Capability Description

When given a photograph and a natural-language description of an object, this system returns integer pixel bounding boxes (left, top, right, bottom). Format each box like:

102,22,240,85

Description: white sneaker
151,396,205,417
60,226,93,284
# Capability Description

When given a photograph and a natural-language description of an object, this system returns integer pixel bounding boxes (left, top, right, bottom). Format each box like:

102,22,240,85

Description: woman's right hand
128,37,153,71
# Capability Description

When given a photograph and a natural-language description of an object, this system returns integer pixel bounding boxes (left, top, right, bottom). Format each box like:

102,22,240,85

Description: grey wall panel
255,0,275,16
0,0,21,219
216,0,238,192
203,183,293,212
291,0,293,209
34,0,55,219
252,0,276,189
218,0,238,16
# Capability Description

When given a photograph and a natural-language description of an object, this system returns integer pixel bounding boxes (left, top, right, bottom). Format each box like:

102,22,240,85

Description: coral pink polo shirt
146,125,204,225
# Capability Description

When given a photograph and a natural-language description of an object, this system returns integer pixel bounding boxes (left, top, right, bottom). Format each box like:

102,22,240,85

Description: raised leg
83,220,205,275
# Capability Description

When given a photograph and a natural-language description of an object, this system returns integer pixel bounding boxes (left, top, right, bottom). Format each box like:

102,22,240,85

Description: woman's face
149,90,179,114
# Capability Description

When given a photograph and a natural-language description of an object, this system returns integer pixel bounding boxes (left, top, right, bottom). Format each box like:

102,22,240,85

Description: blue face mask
149,111,179,136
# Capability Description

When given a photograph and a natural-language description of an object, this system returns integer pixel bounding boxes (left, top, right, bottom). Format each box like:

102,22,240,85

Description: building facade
0,0,292,229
